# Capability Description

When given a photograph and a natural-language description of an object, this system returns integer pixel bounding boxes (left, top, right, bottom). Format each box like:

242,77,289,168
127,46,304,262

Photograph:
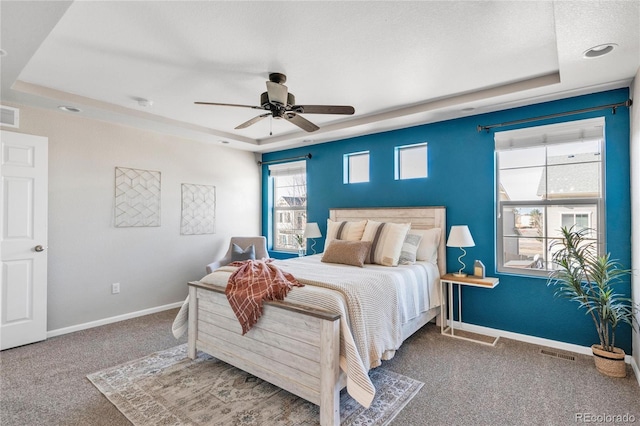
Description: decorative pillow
409,228,441,263
231,243,256,262
325,219,367,245
398,232,423,265
321,240,372,267
361,221,411,266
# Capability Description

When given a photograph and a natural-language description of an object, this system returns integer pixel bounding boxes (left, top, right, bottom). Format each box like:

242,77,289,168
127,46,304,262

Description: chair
205,236,269,274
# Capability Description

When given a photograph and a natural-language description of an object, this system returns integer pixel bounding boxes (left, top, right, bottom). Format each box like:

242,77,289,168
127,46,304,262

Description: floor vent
539,348,576,361
1,105,19,128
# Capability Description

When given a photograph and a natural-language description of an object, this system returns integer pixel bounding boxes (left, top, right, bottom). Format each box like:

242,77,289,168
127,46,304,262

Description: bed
177,206,446,425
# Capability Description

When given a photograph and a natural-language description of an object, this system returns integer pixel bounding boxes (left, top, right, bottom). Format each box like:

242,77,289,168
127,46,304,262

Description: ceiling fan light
266,81,288,105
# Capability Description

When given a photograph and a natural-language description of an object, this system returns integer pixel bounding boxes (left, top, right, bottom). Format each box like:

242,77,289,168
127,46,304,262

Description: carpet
87,344,423,426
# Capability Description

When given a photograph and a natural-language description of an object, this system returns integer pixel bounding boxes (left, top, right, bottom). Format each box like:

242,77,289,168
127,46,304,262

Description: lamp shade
446,225,475,247
303,222,322,239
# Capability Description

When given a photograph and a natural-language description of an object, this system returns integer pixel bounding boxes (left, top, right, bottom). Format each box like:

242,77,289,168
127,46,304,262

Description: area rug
87,344,423,426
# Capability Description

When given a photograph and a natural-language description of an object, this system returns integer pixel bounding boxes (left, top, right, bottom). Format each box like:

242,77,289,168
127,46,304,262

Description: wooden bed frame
187,206,446,425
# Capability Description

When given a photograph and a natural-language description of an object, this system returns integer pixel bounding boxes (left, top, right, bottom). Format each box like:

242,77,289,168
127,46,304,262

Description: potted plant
547,226,638,378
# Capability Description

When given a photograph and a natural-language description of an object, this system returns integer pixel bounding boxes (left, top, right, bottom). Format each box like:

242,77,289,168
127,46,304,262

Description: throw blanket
225,259,303,334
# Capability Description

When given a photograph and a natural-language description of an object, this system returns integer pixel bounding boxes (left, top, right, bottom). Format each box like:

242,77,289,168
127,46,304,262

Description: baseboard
455,321,635,365
631,356,640,387
46,301,184,339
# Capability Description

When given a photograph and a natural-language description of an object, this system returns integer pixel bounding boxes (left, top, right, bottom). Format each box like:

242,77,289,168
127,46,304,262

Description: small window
395,143,428,180
343,151,369,183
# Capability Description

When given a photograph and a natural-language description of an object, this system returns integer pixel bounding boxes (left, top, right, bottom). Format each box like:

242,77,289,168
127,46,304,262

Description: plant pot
591,345,626,378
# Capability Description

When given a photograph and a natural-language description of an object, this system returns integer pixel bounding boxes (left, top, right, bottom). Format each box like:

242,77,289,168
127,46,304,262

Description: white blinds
268,160,306,177
494,117,604,150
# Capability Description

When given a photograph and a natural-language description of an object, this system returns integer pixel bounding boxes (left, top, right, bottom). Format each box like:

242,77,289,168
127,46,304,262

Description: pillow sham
325,219,367,245
321,240,372,267
408,228,441,263
398,232,423,265
231,243,256,262
361,220,411,266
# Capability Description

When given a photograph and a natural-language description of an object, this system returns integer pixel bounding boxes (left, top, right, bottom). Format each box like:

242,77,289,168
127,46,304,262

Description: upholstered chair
205,236,269,274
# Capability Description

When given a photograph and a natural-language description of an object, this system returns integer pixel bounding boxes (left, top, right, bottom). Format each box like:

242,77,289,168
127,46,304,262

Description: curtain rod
258,153,312,166
477,99,632,133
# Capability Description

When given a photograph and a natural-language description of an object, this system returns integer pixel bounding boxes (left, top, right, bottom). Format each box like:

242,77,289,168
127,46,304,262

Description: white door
0,130,48,350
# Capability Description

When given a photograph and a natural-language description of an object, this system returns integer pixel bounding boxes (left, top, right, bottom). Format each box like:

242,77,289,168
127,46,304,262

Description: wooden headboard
329,206,446,276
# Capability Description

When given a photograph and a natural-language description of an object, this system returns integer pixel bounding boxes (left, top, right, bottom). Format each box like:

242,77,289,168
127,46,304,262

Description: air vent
539,348,576,361
0,105,19,128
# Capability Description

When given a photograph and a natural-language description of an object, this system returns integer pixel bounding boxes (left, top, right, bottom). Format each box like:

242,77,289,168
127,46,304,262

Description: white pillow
361,220,411,266
408,228,441,263
325,219,367,245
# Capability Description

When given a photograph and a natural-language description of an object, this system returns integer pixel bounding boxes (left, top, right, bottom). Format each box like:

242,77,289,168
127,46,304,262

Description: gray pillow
231,243,255,261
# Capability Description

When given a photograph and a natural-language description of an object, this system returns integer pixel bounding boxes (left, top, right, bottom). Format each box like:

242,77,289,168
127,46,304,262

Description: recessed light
583,43,617,59
58,105,81,113
462,107,475,112
220,140,230,144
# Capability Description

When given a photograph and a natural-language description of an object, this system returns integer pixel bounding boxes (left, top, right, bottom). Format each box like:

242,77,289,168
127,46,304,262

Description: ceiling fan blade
266,81,289,105
290,105,355,115
195,101,264,110
284,113,320,132
235,113,271,129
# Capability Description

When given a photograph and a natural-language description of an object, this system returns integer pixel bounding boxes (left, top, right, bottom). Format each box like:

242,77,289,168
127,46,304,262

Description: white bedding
172,255,440,408
277,255,441,328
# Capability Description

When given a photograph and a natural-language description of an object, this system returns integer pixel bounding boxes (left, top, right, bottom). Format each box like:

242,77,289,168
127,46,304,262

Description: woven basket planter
591,345,626,378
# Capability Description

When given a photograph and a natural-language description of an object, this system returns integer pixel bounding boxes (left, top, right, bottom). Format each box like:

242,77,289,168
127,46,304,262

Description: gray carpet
1,308,639,425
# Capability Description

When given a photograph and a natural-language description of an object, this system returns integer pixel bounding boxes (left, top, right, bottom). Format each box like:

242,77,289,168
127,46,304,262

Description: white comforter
172,255,440,408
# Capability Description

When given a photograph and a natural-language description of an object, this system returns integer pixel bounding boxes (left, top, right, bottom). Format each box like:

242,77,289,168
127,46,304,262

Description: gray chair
205,236,269,274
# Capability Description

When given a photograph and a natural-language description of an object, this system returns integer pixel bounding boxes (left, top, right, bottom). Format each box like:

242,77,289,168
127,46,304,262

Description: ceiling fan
195,73,355,133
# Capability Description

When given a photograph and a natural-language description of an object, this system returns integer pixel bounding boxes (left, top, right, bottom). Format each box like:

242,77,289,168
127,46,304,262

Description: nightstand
440,273,500,346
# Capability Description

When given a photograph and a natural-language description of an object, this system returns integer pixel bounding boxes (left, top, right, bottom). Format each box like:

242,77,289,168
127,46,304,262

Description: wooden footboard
188,281,342,426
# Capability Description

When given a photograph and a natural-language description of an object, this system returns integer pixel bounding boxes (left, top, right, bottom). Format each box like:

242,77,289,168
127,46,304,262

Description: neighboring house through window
495,117,604,276
269,160,307,252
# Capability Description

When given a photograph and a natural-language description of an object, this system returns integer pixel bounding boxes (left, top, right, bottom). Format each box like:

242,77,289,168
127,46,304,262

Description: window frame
394,142,428,180
495,118,605,277
269,161,307,253
343,151,370,184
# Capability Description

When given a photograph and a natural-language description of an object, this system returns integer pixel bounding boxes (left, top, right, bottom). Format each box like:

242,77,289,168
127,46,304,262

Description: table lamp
303,222,322,255
446,225,475,277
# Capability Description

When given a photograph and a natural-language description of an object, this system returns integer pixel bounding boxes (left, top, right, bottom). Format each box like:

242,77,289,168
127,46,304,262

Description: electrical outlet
111,283,120,294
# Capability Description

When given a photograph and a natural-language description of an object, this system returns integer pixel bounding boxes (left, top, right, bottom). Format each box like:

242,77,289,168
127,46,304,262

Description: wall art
181,183,216,235
114,167,161,227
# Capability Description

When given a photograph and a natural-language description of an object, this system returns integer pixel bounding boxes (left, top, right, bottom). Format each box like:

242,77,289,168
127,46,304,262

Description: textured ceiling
1,1,638,152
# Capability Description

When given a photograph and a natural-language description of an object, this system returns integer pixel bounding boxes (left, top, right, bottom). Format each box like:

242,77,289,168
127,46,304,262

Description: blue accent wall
261,88,633,353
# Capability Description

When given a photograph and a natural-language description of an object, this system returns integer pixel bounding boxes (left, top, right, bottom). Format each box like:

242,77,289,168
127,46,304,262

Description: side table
440,273,500,346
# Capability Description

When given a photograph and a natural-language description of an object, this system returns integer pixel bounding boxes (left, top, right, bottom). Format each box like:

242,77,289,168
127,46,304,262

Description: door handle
34,245,45,252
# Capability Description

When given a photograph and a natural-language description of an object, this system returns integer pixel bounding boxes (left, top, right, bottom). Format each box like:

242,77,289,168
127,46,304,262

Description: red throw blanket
225,259,303,334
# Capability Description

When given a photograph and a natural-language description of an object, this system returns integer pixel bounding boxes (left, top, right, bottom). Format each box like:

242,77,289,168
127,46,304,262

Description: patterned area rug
87,344,423,426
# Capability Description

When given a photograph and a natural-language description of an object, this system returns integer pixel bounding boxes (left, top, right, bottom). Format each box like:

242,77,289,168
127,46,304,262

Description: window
395,143,428,179
269,161,307,252
343,151,369,183
495,118,604,276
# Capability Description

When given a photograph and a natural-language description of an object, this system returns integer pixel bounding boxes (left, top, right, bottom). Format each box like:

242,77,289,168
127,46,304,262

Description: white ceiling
1,1,638,153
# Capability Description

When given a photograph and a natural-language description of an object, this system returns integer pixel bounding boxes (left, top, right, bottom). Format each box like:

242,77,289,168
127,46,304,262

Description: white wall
1,103,261,331
631,70,640,373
